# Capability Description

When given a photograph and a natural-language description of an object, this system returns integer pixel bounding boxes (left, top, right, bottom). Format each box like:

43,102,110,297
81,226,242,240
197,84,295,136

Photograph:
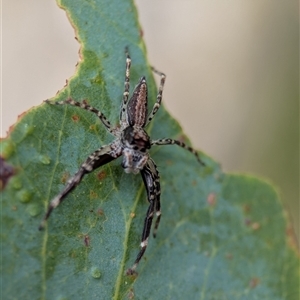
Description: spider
39,48,205,275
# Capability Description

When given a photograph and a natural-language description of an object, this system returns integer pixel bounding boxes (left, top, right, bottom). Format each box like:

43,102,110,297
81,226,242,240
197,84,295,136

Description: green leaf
1,0,299,299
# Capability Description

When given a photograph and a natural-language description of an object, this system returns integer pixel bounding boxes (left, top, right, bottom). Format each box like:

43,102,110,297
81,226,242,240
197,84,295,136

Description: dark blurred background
3,1,299,244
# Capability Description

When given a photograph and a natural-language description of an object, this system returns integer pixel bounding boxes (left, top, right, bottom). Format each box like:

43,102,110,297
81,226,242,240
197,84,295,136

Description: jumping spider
39,48,204,275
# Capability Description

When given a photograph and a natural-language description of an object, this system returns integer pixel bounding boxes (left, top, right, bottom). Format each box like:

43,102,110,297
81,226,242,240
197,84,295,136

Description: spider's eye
122,126,150,151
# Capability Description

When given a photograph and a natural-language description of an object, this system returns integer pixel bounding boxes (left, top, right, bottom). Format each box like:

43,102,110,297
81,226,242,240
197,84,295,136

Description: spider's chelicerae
39,48,204,275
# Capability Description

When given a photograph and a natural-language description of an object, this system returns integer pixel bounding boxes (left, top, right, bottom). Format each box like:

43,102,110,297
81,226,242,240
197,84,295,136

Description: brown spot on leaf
61,172,70,184
0,156,15,190
244,218,261,230
72,114,80,122
249,277,260,288
97,171,107,181
244,218,252,226
207,193,217,207
130,212,136,218
84,235,90,247
97,208,104,216
251,222,260,230
243,204,251,213
90,190,98,199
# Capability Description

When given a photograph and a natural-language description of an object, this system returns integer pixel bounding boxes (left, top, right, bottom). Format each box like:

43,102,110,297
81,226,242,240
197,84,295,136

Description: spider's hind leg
126,158,160,275
152,182,161,238
38,144,120,230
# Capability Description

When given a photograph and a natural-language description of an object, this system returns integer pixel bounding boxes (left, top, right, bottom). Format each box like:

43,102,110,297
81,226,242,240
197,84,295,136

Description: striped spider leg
39,48,204,276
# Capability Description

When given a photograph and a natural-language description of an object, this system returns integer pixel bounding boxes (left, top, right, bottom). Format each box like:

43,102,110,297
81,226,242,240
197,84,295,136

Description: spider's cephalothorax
39,48,205,275
121,125,151,174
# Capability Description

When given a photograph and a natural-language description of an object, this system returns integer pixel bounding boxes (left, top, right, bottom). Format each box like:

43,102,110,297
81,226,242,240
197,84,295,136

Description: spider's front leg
39,144,121,230
120,47,132,126
145,68,166,126
127,158,161,275
45,99,116,136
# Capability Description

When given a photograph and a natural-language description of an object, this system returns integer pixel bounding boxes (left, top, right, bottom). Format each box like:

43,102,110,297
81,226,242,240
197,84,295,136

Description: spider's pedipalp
39,144,120,230
151,138,205,166
45,99,117,136
145,68,166,126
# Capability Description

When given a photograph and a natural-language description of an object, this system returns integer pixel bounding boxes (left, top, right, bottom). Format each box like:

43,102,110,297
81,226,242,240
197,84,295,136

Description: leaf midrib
40,106,69,300
113,182,145,300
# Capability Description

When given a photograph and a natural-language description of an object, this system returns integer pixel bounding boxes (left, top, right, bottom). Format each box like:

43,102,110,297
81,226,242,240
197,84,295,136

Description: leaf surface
1,0,299,299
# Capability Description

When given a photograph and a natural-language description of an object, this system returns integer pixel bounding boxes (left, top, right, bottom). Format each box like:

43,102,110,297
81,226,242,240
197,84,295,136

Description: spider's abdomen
127,77,148,127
